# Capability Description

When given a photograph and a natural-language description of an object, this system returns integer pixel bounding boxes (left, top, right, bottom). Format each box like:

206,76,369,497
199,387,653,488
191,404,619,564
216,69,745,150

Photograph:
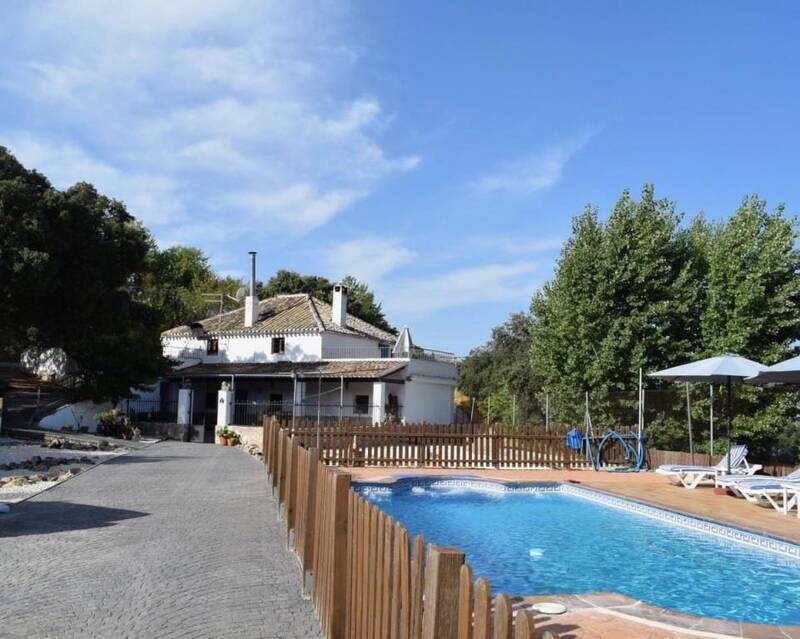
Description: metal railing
320,346,458,363
126,399,179,423
232,401,402,426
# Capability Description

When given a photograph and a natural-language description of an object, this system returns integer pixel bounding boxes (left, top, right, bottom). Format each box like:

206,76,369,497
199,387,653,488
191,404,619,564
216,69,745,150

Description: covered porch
142,361,406,437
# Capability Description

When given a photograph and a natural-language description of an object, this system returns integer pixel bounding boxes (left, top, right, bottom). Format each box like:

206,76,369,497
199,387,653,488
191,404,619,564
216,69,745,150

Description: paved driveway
0,441,322,639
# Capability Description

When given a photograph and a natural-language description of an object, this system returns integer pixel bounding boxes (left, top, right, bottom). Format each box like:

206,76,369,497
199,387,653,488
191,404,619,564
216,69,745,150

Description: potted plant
228,431,242,447
216,426,232,445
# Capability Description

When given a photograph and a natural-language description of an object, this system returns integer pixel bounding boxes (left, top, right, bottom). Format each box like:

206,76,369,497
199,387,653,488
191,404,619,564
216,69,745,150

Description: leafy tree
0,146,170,402
698,196,800,461
138,246,245,331
261,269,395,333
531,186,703,396
458,312,541,422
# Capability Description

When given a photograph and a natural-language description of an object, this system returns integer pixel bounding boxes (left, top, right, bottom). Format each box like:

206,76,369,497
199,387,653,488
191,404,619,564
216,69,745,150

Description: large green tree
261,269,395,333
139,245,245,331
530,186,703,396
0,146,170,401
458,312,541,422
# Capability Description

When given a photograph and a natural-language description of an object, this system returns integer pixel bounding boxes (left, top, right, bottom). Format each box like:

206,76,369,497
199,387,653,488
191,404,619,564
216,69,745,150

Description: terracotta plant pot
218,436,229,445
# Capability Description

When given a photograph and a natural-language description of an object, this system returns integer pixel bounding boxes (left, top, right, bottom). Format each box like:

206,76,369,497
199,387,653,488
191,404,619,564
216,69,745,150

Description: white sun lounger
655,445,761,489
732,478,800,516
716,467,800,494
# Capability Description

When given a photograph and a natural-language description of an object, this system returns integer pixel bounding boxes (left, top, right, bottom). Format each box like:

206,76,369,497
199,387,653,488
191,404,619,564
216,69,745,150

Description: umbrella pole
686,382,694,465
726,376,732,474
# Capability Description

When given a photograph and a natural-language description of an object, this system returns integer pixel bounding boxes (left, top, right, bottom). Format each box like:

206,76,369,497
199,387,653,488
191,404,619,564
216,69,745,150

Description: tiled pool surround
358,477,800,562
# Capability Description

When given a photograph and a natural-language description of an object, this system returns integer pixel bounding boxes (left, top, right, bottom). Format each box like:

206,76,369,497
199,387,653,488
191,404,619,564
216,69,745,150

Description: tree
698,196,800,460
138,246,245,331
261,269,395,333
458,312,541,422
0,146,171,401
530,186,703,396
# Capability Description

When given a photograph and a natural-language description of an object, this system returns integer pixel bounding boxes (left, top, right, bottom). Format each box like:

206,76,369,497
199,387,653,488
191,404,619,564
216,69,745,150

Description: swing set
565,391,648,472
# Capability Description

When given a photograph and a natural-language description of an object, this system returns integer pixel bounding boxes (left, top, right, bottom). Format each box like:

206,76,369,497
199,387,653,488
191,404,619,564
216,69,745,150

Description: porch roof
167,360,407,381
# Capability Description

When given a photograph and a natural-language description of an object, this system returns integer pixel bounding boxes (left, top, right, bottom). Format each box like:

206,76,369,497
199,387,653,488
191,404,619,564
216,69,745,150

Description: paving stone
0,441,322,638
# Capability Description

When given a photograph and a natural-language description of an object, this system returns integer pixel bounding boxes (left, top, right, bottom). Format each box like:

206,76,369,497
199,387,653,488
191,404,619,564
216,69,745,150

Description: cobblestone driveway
0,441,322,639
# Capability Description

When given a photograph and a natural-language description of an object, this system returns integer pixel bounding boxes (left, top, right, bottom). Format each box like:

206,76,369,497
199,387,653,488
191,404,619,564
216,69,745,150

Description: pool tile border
357,477,800,562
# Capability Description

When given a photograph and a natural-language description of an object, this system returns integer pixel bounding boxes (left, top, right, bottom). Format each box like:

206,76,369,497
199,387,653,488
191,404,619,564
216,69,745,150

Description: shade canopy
746,354,800,384
649,353,766,384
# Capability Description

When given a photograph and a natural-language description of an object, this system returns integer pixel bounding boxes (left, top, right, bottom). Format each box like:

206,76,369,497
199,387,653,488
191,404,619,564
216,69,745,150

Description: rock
7,476,28,487
56,471,74,481
97,440,110,451
47,439,63,449
30,474,47,483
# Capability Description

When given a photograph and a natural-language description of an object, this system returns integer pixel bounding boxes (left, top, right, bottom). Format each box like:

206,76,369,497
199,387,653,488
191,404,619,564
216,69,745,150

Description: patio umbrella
746,354,800,384
649,354,767,474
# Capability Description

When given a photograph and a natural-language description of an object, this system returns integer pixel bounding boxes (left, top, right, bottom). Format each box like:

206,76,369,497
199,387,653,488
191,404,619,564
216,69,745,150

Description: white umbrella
650,354,767,473
746,354,800,384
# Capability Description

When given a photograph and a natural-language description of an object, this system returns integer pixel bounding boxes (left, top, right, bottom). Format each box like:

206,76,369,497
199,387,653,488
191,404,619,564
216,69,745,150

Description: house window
271,337,285,354
206,339,219,355
354,394,370,415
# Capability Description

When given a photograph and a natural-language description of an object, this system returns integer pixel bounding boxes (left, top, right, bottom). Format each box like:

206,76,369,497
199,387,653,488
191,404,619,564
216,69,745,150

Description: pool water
357,480,800,626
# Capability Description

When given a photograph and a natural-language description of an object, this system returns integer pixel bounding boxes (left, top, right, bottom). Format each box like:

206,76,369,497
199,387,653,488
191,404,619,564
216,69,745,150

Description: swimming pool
356,478,800,626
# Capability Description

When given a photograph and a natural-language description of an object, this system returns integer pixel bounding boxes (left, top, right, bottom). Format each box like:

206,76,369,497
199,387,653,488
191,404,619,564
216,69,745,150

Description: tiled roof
161,294,396,343
166,360,407,380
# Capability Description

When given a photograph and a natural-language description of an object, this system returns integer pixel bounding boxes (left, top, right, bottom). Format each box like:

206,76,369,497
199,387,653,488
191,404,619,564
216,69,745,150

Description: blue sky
2,2,799,355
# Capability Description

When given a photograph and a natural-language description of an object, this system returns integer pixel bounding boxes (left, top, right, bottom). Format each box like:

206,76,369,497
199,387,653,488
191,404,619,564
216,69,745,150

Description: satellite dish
235,286,247,302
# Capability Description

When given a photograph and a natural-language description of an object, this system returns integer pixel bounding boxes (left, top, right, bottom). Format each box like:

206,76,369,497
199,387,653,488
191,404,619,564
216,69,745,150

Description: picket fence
262,418,562,639
273,417,635,469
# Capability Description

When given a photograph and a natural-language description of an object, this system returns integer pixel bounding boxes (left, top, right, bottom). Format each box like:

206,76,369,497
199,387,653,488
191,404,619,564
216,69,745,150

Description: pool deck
344,467,800,639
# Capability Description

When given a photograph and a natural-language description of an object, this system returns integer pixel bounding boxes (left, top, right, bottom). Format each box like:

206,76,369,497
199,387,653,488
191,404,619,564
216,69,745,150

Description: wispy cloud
325,237,416,284
473,134,592,195
0,0,418,244
385,261,540,315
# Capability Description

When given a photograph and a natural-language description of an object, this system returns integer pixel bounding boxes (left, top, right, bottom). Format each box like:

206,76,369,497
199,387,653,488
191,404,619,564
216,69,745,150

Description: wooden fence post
513,610,535,639
472,578,492,639
457,564,473,639
421,545,465,639
329,472,351,639
301,447,319,572
493,593,512,639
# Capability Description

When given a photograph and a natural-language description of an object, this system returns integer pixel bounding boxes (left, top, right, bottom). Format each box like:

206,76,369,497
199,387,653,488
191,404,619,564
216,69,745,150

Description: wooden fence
262,418,561,639
276,418,633,469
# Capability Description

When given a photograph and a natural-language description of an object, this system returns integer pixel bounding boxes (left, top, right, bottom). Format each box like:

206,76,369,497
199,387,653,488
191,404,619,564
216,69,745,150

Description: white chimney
244,251,258,328
332,284,348,327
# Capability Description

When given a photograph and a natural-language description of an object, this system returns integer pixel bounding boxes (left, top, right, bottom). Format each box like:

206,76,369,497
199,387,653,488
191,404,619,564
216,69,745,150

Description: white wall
38,401,113,433
320,333,383,358
162,333,322,365
401,379,455,424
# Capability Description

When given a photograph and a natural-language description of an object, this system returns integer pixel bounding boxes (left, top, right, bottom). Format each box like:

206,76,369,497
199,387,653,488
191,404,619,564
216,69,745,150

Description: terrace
261,418,800,639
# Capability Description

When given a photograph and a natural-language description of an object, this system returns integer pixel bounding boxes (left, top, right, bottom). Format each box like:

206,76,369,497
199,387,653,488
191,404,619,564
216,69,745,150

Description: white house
131,253,458,440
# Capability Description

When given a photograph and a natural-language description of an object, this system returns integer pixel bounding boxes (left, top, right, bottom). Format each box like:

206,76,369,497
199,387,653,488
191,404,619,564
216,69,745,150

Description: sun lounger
716,467,800,494
734,479,800,516
655,445,761,489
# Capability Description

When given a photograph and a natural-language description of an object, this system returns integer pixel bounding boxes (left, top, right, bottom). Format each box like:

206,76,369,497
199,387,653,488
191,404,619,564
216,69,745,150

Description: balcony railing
320,346,458,363
232,401,403,426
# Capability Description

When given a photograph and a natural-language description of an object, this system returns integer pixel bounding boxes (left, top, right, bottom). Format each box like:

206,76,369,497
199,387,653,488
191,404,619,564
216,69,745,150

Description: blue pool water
357,480,800,626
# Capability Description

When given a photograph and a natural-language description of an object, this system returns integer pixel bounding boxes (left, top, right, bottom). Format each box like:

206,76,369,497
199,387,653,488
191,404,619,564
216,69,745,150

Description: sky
2,1,799,355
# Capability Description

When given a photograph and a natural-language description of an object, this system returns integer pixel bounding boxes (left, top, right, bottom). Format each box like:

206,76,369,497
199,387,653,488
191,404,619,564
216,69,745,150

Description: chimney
332,283,348,327
244,251,258,328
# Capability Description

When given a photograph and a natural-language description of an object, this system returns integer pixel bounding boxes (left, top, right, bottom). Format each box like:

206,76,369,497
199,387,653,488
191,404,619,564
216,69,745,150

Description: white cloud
386,261,540,315
6,136,184,225
0,0,418,242
326,237,416,283
474,135,591,195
